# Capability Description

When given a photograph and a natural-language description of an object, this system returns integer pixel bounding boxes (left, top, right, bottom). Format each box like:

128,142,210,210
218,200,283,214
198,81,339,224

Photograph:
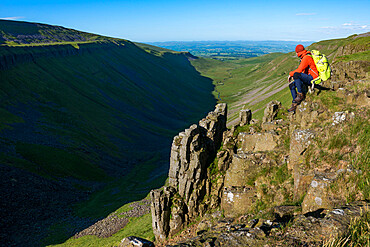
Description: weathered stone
199,103,227,149
302,173,345,214
273,205,299,219
217,150,231,171
283,201,369,244
196,221,210,234
332,111,355,125
222,186,256,217
151,104,227,241
119,236,154,247
331,60,370,81
295,101,321,128
166,201,369,247
150,186,175,242
262,100,281,123
288,129,316,200
238,108,252,126
288,129,315,171
169,197,186,236
237,132,279,152
222,153,267,217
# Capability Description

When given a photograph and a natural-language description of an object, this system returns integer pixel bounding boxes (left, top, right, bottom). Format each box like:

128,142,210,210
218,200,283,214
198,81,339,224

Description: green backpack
310,50,331,84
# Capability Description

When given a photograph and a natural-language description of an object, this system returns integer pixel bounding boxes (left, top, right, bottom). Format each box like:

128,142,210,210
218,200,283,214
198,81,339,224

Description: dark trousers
289,72,313,102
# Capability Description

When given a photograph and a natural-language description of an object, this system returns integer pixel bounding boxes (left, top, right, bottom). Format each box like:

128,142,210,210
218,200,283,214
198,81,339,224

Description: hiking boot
287,103,298,112
294,92,305,104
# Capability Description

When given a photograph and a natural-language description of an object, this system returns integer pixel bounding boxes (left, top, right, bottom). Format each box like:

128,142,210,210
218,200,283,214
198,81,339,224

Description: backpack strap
307,54,320,81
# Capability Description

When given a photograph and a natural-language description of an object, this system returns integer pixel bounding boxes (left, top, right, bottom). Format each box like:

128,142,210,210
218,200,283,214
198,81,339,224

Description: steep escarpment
150,83,369,246
147,35,369,247
0,21,216,246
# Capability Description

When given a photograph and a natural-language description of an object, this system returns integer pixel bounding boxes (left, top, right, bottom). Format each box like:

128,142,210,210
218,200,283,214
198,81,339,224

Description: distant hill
149,40,314,60
0,20,216,246
0,19,117,45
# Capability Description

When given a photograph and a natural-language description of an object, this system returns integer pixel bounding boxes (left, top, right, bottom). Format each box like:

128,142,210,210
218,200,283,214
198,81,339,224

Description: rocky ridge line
146,76,369,246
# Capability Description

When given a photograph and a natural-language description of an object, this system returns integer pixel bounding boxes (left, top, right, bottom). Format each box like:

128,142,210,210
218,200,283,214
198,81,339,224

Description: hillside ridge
0,20,217,246
142,33,369,247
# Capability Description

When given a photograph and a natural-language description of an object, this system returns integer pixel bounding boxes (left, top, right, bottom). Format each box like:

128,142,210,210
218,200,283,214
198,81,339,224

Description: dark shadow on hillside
0,41,216,246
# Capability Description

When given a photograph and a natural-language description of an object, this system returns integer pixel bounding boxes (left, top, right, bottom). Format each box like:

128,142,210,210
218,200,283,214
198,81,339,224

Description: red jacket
289,50,319,79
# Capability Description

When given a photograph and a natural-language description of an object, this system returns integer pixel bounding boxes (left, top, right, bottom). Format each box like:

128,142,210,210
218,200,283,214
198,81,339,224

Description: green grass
315,91,345,112
50,213,154,247
336,50,370,63
323,210,370,247
191,51,300,121
328,133,349,150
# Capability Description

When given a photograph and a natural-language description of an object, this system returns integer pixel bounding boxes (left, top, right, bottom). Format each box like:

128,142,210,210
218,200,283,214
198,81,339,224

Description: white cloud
296,13,316,16
0,16,25,20
320,22,369,31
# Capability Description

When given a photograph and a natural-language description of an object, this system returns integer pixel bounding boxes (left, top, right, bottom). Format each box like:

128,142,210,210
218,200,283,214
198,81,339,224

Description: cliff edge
148,62,369,246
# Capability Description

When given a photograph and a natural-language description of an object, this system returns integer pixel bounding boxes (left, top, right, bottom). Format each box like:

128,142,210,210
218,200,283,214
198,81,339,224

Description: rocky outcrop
331,60,370,81
238,108,252,126
151,81,369,246
222,153,260,217
288,129,315,199
150,187,174,241
262,100,281,123
221,101,286,218
119,236,154,247
150,103,227,241
167,201,369,247
237,132,279,152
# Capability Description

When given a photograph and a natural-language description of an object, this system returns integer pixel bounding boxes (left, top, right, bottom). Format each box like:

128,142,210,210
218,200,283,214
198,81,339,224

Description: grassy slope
0,19,115,45
0,20,216,246
191,52,297,122
0,41,215,180
191,33,370,122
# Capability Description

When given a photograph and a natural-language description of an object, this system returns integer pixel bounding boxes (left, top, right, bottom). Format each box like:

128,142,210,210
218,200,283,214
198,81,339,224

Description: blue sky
1,0,369,42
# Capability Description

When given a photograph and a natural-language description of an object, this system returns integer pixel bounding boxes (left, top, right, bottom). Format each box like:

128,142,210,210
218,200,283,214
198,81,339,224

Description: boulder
284,201,369,244
237,132,279,152
119,236,154,247
222,186,256,217
238,108,252,126
332,111,355,125
262,100,281,123
273,205,299,220
295,102,320,129
302,173,345,214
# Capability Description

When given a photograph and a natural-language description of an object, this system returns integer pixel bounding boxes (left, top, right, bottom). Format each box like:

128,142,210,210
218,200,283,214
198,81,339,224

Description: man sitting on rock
288,44,319,112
